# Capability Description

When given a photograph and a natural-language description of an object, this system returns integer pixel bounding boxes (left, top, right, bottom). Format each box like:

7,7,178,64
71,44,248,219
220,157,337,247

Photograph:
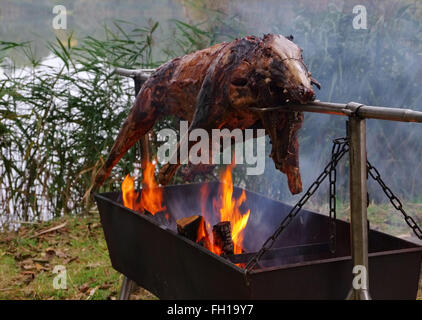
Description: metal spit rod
113,67,422,300
253,101,422,123
115,67,422,123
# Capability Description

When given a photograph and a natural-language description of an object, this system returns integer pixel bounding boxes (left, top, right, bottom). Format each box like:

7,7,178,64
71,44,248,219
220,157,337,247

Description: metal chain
367,161,422,240
245,138,349,272
244,139,422,273
328,139,343,253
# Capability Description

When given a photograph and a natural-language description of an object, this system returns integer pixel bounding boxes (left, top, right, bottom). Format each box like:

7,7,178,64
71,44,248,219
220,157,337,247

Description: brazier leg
119,276,135,300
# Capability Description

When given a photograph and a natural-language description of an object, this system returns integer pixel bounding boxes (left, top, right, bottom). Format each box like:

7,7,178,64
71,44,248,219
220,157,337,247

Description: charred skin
94,34,319,194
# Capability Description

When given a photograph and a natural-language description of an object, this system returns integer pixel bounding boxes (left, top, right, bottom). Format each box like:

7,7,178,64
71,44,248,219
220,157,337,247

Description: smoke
223,0,422,210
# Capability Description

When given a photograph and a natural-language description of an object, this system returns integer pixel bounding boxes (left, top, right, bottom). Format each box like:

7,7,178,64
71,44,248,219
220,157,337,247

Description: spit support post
345,102,371,300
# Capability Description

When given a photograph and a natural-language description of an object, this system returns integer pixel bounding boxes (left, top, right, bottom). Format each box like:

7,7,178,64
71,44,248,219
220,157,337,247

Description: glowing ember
121,161,165,215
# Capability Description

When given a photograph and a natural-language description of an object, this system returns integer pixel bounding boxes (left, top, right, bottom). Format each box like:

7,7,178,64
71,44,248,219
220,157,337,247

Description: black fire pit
95,182,422,299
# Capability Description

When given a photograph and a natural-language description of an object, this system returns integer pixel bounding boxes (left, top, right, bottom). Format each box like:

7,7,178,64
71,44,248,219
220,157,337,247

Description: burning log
212,221,234,255
176,216,236,257
176,215,207,243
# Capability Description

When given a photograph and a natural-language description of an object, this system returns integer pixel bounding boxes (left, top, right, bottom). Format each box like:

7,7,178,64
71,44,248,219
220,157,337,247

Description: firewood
212,221,234,255
176,215,205,243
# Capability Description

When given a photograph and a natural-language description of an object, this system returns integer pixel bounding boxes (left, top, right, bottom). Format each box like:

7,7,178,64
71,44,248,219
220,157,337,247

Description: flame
197,184,222,255
121,174,139,211
197,165,250,257
140,161,166,214
195,218,222,256
216,164,250,255
121,161,165,215
122,161,250,262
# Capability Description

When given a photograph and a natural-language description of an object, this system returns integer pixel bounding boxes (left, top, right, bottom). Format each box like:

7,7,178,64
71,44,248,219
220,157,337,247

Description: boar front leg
93,87,160,191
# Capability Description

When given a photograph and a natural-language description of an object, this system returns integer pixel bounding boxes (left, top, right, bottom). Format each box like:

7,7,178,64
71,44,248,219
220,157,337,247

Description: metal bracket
114,67,154,82
344,101,365,118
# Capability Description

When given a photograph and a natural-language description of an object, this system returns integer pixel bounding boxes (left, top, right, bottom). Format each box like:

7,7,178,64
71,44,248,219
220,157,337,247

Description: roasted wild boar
93,34,320,194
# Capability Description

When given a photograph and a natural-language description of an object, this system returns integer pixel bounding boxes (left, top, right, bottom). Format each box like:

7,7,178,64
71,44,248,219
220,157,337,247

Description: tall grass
0,23,161,225
0,16,240,226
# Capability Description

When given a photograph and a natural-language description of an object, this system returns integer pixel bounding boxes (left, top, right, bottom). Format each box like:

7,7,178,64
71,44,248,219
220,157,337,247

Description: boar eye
231,77,248,86
263,48,272,57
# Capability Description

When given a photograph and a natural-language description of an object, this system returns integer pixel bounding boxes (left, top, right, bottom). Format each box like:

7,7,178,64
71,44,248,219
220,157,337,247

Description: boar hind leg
93,88,160,191
158,54,227,186
158,107,222,186
157,119,219,186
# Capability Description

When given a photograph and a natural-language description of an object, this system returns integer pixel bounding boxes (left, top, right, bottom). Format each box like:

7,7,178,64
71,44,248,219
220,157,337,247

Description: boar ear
285,34,294,41
311,77,321,90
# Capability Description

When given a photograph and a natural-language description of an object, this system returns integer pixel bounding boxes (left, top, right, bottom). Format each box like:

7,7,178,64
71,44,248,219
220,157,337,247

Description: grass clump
0,214,156,300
